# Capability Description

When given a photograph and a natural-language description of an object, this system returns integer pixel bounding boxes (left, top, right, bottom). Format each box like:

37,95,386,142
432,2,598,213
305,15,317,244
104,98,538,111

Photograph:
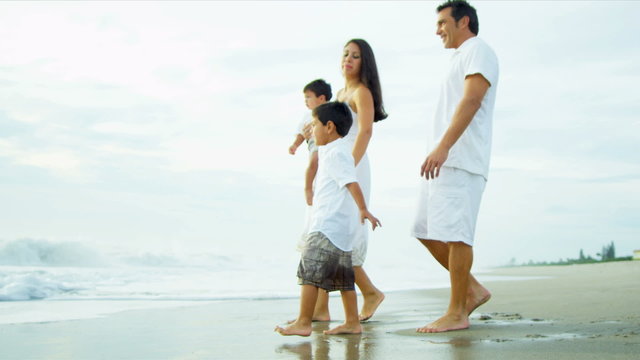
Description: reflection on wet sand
427,336,475,360
426,336,473,347
277,322,377,360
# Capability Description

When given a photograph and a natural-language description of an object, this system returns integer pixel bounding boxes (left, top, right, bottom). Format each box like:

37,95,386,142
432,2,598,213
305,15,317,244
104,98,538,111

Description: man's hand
360,209,382,231
420,144,449,180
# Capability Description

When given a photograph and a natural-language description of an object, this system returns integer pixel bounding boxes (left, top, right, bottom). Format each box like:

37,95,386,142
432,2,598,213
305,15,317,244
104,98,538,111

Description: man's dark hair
303,79,332,101
437,0,479,35
312,102,353,137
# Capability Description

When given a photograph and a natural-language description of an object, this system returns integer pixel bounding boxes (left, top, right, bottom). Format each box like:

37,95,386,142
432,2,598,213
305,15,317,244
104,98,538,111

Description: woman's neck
344,77,361,91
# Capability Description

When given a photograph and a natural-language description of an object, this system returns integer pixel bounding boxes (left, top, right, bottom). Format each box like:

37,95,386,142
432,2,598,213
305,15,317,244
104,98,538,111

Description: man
412,0,499,333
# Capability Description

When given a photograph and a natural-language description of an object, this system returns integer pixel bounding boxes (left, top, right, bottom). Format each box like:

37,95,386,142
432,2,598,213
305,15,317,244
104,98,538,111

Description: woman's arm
350,86,374,166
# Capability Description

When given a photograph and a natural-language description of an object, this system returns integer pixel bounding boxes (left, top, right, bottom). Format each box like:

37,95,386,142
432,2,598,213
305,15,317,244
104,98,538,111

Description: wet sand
0,261,638,359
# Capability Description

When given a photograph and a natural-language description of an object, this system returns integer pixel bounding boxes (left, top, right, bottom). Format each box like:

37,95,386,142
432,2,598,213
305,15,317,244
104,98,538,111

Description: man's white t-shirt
432,36,499,180
308,138,358,251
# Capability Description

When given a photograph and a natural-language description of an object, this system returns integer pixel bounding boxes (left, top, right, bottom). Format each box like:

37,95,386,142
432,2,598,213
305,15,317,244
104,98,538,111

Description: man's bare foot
359,291,384,321
416,314,469,333
323,322,362,335
467,286,491,315
274,322,312,337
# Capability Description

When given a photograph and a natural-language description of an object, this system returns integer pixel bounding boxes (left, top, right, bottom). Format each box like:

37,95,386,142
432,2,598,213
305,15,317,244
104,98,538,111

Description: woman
314,38,388,323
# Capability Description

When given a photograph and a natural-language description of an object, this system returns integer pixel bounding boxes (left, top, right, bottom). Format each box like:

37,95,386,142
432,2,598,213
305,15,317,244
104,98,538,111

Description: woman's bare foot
274,321,312,337
323,322,362,335
416,313,469,333
359,291,384,321
466,286,491,315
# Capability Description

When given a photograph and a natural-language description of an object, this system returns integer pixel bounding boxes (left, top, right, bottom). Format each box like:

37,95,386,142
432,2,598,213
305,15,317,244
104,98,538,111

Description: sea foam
0,272,80,301
0,239,107,267
0,238,287,303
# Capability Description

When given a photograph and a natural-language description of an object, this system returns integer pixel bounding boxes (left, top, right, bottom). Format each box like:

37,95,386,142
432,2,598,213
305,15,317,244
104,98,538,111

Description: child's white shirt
308,138,358,251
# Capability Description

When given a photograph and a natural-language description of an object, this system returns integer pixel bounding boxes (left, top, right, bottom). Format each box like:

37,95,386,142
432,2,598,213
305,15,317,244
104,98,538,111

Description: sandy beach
1,261,638,359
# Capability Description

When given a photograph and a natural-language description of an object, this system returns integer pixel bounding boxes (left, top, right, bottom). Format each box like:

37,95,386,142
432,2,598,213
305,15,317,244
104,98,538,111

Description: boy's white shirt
308,137,358,252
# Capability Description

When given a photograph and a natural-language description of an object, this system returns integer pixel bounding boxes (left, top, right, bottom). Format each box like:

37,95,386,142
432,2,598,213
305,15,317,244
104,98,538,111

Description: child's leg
324,290,362,335
287,287,330,323
313,289,331,321
275,285,318,336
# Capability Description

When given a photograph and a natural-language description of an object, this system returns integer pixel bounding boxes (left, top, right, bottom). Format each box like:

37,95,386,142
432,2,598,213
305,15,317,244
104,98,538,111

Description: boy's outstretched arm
345,182,381,231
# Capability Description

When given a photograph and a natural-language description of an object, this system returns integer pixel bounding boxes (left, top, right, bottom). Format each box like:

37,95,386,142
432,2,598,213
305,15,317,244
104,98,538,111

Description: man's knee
418,238,450,254
417,238,431,248
448,241,472,250
418,238,444,246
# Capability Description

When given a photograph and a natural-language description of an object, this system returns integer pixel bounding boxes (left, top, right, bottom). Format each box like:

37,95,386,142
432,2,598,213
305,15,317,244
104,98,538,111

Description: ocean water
0,238,305,324
0,239,292,301
0,238,518,325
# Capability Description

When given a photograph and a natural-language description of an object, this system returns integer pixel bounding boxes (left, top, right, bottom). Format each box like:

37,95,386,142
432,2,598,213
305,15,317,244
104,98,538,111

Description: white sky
1,1,639,267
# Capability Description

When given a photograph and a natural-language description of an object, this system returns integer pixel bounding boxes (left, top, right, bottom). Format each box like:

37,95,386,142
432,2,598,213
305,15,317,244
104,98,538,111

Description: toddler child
288,79,332,205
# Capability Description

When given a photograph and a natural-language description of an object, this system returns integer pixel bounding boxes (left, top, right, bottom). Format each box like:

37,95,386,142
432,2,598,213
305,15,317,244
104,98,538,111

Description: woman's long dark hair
346,38,388,122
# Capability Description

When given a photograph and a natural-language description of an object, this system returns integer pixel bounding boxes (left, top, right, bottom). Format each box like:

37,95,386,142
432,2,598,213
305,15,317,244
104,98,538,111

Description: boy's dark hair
345,39,388,122
303,79,332,101
437,0,479,35
312,102,353,137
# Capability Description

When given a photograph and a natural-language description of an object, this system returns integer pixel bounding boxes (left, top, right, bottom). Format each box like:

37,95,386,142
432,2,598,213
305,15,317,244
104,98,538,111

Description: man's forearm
438,96,482,151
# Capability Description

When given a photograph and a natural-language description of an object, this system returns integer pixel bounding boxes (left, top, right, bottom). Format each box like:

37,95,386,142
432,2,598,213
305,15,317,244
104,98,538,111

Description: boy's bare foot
467,286,491,315
286,315,330,325
323,322,362,335
416,314,469,333
274,322,312,337
359,291,384,321
312,314,331,322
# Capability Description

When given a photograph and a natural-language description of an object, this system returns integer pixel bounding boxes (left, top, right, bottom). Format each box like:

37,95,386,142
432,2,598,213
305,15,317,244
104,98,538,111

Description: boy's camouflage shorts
297,232,355,292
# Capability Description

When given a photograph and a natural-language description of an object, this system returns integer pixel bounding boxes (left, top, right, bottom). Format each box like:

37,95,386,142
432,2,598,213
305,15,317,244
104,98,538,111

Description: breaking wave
0,238,241,302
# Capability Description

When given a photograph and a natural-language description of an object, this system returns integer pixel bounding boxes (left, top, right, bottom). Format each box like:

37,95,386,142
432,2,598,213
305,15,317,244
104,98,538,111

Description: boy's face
312,116,330,146
304,90,325,110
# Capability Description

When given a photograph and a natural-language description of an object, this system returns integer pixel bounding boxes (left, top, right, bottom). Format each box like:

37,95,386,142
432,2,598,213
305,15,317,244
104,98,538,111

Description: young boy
288,79,332,206
276,102,381,337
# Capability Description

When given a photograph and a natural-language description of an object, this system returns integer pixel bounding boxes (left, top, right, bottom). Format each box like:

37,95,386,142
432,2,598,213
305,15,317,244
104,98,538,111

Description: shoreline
0,265,523,326
0,261,638,359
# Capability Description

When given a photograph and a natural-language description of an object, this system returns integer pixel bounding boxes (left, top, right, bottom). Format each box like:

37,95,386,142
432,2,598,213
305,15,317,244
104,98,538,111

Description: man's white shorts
411,166,486,246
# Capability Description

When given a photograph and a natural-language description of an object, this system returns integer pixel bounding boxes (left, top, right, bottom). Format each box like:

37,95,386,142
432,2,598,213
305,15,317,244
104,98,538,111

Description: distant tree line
509,241,632,267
